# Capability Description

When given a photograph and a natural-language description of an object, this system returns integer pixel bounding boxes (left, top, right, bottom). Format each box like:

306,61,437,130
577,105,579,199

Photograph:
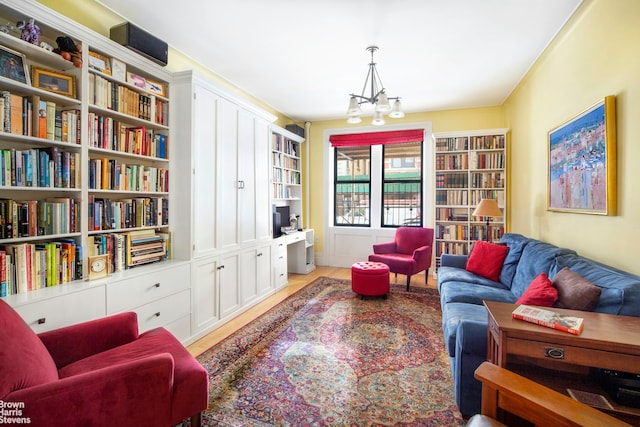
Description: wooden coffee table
484,300,640,425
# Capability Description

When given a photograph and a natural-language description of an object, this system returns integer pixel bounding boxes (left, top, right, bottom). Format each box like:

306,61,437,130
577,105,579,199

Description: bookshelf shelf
433,128,508,269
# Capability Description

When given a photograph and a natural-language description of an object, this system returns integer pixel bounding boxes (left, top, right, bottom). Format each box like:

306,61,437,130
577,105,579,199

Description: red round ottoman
351,261,390,297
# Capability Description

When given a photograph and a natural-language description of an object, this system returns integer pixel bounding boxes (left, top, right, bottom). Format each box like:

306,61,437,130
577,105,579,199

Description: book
512,305,584,335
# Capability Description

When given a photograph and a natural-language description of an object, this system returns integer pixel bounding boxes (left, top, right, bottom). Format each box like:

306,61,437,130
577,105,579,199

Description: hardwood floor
186,266,437,356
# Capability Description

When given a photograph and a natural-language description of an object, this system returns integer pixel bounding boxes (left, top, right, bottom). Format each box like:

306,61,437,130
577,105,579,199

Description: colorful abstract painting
548,96,616,215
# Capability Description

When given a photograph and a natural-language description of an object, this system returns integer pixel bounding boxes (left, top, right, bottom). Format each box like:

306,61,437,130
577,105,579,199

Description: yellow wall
504,0,640,274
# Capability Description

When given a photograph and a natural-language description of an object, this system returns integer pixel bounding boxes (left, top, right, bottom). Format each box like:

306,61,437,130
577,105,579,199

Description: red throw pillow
465,240,509,282
516,273,558,306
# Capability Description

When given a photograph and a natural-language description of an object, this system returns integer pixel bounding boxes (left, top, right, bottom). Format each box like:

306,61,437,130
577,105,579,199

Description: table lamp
472,199,502,241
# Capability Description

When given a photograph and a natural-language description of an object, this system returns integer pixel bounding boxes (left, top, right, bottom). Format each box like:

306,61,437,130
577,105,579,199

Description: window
330,129,426,228
382,142,422,227
334,146,371,226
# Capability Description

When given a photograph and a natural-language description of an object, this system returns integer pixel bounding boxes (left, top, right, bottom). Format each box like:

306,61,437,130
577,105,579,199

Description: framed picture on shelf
32,67,76,98
88,51,111,75
111,57,126,81
145,78,165,97
127,71,146,88
547,95,616,215
0,45,29,84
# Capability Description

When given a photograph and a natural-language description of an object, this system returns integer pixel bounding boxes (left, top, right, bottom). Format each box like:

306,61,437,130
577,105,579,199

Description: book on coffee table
512,305,584,335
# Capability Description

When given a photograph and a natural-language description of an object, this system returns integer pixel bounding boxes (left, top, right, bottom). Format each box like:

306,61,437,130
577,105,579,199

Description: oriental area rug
185,277,465,426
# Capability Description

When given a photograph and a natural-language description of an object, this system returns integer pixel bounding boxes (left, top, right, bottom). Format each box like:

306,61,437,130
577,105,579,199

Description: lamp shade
472,199,502,218
347,96,362,115
371,111,385,126
389,99,405,118
375,92,391,113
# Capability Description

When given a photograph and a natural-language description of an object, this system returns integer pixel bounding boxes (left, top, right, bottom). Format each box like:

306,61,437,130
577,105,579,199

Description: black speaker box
110,22,168,66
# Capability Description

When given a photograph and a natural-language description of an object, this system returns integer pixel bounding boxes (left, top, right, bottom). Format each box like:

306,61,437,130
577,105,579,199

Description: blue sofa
437,233,640,417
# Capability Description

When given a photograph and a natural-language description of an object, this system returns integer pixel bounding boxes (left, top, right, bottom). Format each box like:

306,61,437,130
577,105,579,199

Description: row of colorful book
0,240,82,296
89,73,155,122
0,198,80,239
88,196,168,231
1,91,80,143
88,115,168,158
0,147,80,189
88,159,168,192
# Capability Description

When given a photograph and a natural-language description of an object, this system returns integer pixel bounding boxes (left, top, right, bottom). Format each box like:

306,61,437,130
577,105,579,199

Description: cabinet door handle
152,283,161,288
238,180,245,189
257,252,263,257
37,317,46,325
154,312,161,317
217,265,225,270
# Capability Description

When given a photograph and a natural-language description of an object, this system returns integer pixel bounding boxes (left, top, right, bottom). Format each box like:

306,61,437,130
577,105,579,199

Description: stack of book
125,230,167,268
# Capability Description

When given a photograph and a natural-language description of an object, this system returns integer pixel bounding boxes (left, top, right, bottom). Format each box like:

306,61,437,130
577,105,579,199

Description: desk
283,229,315,274
485,300,640,425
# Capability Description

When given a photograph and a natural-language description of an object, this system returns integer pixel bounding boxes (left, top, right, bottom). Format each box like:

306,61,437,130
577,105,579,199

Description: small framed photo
127,72,146,89
111,57,126,81
0,45,30,84
32,67,76,98
88,51,111,75
145,78,165,97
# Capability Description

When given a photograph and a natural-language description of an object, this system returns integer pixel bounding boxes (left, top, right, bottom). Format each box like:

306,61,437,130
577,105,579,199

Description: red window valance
329,129,424,147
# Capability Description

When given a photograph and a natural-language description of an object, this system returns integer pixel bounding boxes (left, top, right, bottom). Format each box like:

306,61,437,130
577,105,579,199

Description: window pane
383,142,422,227
336,146,370,181
335,146,370,226
335,183,370,225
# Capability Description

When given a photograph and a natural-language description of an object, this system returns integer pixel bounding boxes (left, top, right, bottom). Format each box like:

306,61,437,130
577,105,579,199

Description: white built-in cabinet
172,71,278,341
0,0,191,342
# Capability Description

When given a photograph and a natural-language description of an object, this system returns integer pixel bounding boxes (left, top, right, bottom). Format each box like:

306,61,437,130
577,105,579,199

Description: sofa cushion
551,267,601,311
439,281,517,307
466,241,509,282
510,241,576,298
516,273,557,306
553,254,640,316
437,266,510,293
0,299,58,398
442,302,488,357
498,233,531,287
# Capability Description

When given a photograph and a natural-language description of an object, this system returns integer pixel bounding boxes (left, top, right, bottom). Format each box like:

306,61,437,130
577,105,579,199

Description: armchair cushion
0,299,58,399
39,311,139,369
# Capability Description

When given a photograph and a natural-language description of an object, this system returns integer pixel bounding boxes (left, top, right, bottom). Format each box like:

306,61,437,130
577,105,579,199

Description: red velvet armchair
0,299,208,427
368,226,434,291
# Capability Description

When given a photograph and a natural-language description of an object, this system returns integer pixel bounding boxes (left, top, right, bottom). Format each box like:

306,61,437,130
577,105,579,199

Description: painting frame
0,45,30,85
547,96,616,215
32,67,76,98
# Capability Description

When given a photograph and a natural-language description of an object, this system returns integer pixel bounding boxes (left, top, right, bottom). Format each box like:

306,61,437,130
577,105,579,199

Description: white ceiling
96,0,583,122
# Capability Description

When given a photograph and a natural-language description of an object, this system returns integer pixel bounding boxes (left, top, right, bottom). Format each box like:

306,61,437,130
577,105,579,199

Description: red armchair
368,226,434,291
0,299,208,427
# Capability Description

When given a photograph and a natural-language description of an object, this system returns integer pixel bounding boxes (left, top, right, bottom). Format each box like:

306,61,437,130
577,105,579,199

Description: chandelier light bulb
372,111,385,126
347,115,362,124
389,99,405,118
347,96,362,115
375,92,391,113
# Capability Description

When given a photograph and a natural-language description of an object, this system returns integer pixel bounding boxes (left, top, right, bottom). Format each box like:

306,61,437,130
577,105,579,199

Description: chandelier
347,45,404,126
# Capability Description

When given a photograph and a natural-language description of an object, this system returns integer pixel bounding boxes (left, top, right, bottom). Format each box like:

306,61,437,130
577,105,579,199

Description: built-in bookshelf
0,0,172,298
271,128,302,202
433,129,508,269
